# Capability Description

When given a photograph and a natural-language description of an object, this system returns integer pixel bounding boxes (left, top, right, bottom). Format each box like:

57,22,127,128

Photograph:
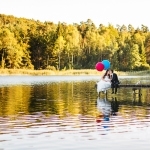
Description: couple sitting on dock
96,69,120,95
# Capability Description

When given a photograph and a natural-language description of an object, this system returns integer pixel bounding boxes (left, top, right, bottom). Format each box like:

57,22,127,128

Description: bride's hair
102,69,110,79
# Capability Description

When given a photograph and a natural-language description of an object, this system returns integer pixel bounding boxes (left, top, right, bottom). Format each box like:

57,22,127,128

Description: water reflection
96,94,150,136
111,97,119,115
96,96,111,120
96,96,120,128
0,76,150,150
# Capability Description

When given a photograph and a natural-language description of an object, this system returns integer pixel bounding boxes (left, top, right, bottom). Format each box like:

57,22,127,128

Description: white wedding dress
96,76,111,93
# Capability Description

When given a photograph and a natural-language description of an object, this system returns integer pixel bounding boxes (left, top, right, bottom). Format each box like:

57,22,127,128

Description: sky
0,0,150,28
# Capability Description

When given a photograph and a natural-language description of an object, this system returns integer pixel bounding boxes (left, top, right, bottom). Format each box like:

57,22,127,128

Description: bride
96,69,111,94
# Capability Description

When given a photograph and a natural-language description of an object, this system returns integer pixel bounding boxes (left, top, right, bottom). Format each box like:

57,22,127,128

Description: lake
0,75,150,150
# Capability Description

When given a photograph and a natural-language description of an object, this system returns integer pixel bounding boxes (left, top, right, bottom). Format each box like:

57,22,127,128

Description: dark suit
111,73,119,94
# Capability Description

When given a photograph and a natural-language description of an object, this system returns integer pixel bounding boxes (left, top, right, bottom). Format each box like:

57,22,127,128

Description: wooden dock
119,84,150,88
95,83,150,96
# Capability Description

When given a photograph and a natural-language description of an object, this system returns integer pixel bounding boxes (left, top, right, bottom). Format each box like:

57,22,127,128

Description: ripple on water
0,110,150,149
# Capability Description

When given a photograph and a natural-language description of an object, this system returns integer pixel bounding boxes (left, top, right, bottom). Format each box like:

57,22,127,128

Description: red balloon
95,62,104,71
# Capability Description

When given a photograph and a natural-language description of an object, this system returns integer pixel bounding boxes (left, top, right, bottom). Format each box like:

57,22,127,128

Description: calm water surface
0,75,150,150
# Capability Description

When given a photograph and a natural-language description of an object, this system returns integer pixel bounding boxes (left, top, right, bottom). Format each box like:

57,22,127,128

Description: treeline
0,14,150,71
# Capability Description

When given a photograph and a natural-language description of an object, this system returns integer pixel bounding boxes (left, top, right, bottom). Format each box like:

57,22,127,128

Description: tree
54,36,65,70
145,33,150,64
0,27,31,69
129,44,141,70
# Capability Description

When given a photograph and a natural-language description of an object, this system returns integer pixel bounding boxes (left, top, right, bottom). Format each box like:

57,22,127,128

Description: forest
0,14,150,71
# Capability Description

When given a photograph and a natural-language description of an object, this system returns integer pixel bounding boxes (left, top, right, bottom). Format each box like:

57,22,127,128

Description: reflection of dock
119,84,150,96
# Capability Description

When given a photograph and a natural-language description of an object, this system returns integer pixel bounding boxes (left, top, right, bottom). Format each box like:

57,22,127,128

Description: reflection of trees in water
0,80,150,119
115,87,150,106
145,89,150,104
29,81,96,116
0,85,31,117
117,88,143,106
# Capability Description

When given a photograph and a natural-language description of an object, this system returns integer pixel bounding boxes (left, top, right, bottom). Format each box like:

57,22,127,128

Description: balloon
102,60,110,70
95,62,104,71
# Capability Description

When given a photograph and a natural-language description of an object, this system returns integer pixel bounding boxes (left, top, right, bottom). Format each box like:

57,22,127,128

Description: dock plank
119,84,150,88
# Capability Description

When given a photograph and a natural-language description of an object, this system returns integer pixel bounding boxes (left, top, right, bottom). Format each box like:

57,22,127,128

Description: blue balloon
102,60,110,70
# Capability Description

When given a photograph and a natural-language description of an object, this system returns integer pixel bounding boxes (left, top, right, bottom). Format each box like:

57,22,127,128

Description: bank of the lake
0,69,150,76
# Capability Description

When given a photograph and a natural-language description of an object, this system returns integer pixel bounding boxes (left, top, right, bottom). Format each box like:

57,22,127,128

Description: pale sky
0,0,150,28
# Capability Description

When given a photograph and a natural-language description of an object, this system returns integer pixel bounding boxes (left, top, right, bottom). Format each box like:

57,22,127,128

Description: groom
109,69,120,94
